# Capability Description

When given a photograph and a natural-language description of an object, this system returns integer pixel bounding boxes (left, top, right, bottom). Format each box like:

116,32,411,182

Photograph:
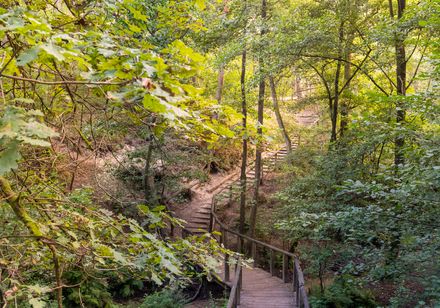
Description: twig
0,74,130,86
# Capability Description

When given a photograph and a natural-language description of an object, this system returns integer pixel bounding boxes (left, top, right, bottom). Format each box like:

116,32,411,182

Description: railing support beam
282,254,289,283
270,249,275,276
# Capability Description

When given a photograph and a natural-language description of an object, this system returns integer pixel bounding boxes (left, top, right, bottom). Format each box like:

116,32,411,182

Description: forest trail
181,148,288,235
178,107,317,235
182,109,316,307
221,266,296,308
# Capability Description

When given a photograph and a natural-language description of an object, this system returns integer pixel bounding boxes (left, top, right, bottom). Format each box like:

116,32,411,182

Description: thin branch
406,44,428,90
0,74,130,86
305,60,333,106
301,54,389,96
338,49,371,96
354,26,397,89
405,31,422,63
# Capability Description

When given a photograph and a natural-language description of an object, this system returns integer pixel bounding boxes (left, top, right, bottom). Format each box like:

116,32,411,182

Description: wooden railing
294,257,310,308
209,147,309,308
181,145,307,307
211,210,309,308
226,260,242,308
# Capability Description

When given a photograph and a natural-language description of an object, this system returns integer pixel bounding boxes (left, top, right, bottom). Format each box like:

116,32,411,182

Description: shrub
140,289,186,308
310,277,377,308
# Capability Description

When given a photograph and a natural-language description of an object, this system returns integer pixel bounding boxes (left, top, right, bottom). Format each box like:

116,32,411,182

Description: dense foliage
0,0,438,307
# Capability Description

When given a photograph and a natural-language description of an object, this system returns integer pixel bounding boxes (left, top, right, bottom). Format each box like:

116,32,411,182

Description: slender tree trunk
215,65,225,105
340,34,353,137
385,0,406,266
269,76,292,151
249,0,267,241
143,140,156,203
239,50,247,252
295,76,302,99
394,0,406,166
331,21,344,143
0,177,63,308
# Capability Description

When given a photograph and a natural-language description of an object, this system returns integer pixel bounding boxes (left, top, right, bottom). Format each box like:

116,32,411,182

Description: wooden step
189,219,209,225
196,208,211,214
192,213,211,219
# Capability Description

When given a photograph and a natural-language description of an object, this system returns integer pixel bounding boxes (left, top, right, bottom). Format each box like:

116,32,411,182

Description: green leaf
129,24,142,33
41,43,65,61
127,7,148,22
0,141,20,175
28,298,45,308
16,47,40,66
142,94,166,113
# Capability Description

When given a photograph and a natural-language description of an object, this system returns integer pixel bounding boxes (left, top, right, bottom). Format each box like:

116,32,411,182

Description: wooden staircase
183,145,293,235
183,141,309,308
220,264,296,308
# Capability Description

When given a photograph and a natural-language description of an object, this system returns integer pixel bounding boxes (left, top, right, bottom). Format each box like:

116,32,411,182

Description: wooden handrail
200,147,309,307
294,257,309,308
226,261,242,308
213,211,296,257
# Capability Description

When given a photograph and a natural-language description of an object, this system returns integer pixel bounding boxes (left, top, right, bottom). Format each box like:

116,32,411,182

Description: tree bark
249,0,267,241
330,21,344,143
340,33,353,137
394,0,406,166
0,177,63,308
269,76,292,151
239,49,247,253
215,65,225,105
295,76,302,99
143,140,157,203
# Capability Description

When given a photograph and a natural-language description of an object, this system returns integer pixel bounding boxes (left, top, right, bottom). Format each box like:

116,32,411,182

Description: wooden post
239,262,242,294
224,253,230,282
208,212,213,233
282,254,289,283
252,242,257,267
224,230,230,281
237,267,241,305
270,249,275,276
229,185,233,204
223,229,228,248
293,259,298,291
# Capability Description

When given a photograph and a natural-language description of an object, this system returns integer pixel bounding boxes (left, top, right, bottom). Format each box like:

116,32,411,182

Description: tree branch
0,74,130,86
301,54,389,96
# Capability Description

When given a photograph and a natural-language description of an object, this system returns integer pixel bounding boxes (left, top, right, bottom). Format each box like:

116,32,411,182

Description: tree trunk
394,0,406,166
295,76,302,99
215,65,225,105
143,141,157,203
239,49,247,252
269,76,292,152
0,177,63,308
340,33,353,137
330,21,344,143
249,0,267,241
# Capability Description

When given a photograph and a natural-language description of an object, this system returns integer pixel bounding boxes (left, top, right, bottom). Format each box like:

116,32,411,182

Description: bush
310,277,377,308
140,289,186,308
62,271,115,308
